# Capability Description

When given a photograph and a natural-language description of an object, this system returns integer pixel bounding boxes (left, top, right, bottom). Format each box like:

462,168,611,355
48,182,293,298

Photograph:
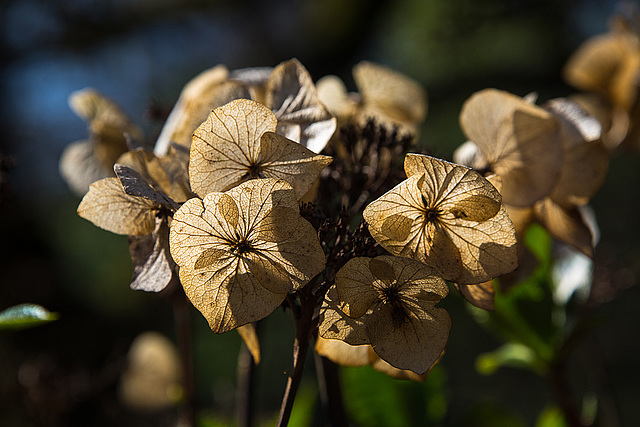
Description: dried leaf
77,177,159,236
169,178,325,333
190,99,331,199
459,89,564,206
266,58,337,153
237,324,261,364
364,154,517,284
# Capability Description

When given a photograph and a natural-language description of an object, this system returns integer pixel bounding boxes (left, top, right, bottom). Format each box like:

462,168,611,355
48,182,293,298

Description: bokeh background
2,0,640,425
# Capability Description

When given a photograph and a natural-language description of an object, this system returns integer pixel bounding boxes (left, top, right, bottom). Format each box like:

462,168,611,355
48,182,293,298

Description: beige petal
178,259,287,333
333,257,381,319
316,75,358,121
366,301,450,375
78,177,158,236
190,99,277,197
153,65,238,155
237,324,261,364
315,336,370,367
570,93,630,151
544,98,609,207
258,131,332,200
318,286,369,346
534,198,595,257
266,58,337,153
60,139,114,196
368,347,433,382
459,89,563,206
354,61,427,132
129,217,175,292
455,280,495,311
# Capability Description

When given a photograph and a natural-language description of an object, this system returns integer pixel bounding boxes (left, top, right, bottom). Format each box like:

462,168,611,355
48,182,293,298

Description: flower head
363,154,517,285
189,99,332,200
169,178,325,333
319,255,450,374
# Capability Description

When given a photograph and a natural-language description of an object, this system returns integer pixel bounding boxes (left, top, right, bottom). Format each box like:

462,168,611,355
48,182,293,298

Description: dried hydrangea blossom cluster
62,20,625,391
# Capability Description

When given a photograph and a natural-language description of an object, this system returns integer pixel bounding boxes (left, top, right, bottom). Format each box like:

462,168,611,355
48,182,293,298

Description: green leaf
535,406,568,427
0,304,59,330
476,342,545,375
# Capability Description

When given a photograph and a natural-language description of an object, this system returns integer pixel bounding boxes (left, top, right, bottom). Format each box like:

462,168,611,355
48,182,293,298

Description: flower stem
314,353,348,427
236,327,258,427
276,287,317,426
172,284,196,427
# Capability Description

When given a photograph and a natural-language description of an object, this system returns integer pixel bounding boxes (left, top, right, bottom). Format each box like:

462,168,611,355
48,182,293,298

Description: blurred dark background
2,0,639,425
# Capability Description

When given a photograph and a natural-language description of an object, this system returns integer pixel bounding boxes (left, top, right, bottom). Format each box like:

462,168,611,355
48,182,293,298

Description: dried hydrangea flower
189,98,332,200
78,164,178,291
266,58,337,153
318,255,450,374
363,154,517,285
457,89,563,207
60,88,142,196
317,61,427,136
169,178,325,333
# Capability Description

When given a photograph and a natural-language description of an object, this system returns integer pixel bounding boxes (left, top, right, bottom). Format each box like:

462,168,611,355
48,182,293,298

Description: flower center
231,237,253,256
246,162,265,179
379,285,409,327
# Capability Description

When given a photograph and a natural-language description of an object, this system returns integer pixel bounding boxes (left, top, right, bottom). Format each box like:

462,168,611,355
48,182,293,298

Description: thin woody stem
172,284,196,427
314,353,348,427
276,286,318,427
236,339,257,427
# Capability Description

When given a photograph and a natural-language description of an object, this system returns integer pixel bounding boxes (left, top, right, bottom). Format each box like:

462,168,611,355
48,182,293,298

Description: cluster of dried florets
69,49,633,381
62,57,520,378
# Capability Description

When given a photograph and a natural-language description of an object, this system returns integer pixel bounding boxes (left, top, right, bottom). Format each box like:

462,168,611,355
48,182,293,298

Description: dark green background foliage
1,0,639,425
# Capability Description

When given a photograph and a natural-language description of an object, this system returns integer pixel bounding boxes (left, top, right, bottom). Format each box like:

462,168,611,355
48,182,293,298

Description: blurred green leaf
476,342,545,375
0,304,58,330
535,406,567,427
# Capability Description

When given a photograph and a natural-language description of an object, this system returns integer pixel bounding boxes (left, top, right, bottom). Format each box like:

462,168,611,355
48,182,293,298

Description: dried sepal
190,99,331,199
319,255,450,374
353,61,427,134
533,198,595,258
77,177,159,236
563,31,640,110
459,89,564,207
129,217,175,292
544,98,609,207
364,154,517,284
61,89,141,196
114,164,178,210
266,58,337,153
117,147,193,204
169,178,325,333
237,324,261,364
455,281,495,311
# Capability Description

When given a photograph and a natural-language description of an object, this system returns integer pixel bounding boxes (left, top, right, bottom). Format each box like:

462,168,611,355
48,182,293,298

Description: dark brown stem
314,353,348,427
276,288,317,427
236,339,257,427
172,284,196,427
